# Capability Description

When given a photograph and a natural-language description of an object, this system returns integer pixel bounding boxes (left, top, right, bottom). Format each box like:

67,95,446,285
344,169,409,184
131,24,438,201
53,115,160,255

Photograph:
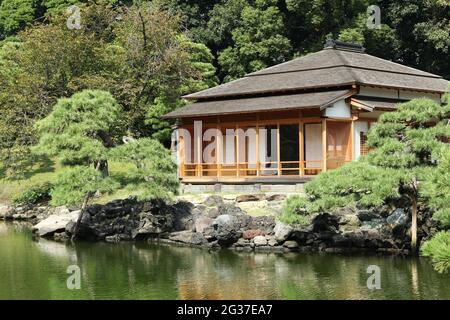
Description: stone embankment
0,193,437,255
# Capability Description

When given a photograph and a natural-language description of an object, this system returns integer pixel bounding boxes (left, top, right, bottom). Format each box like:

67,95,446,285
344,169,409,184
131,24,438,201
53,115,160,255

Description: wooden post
277,122,281,176
256,116,260,176
322,118,327,172
350,119,355,161
217,124,221,178
197,124,202,177
236,124,240,177
299,120,304,177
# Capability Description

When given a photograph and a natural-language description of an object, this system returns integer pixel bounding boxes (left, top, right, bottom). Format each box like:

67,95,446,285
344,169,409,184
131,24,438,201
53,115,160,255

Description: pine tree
282,97,450,254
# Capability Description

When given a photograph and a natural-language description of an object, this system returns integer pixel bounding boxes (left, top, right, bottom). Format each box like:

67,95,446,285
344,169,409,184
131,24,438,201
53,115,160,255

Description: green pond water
0,221,449,300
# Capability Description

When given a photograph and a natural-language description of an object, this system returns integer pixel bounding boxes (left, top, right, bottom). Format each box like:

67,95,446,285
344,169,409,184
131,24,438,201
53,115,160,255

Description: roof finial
324,39,366,53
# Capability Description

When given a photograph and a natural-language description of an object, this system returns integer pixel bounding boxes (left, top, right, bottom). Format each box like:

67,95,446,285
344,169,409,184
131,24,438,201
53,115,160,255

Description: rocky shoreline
0,194,438,255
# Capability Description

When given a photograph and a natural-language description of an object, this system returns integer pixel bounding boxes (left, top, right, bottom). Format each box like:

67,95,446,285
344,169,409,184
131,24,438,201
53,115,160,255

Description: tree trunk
411,198,418,254
71,192,92,242
98,160,109,178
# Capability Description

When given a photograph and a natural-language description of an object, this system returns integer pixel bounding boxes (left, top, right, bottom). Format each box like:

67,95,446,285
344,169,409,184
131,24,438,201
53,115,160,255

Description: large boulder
242,229,265,240
274,221,293,242
133,212,173,239
169,230,207,245
195,216,214,233
253,235,268,246
32,209,80,237
248,215,276,234
213,214,248,245
386,208,409,227
218,203,245,216
172,201,195,231
203,195,224,207
0,204,15,219
236,194,265,202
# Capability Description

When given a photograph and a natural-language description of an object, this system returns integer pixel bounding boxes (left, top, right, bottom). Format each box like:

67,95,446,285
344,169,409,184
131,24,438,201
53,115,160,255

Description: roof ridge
244,49,442,79
362,52,442,79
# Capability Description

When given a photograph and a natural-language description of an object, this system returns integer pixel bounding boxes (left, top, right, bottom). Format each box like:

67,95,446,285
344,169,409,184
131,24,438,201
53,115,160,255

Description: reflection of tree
1,222,450,299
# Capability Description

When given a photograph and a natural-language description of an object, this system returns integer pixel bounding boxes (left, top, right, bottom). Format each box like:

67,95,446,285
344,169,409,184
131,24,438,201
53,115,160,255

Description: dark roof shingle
163,90,353,118
183,48,449,100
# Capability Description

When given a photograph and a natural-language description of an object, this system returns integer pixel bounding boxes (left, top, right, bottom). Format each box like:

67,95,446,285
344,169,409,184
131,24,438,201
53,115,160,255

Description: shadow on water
0,222,449,300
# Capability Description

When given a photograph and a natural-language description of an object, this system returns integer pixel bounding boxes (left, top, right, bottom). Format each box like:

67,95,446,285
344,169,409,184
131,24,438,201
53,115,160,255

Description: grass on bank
0,160,143,204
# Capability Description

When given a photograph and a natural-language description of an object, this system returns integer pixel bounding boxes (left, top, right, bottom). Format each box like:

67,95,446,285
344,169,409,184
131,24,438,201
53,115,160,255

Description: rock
283,240,299,249
242,229,265,239
253,235,268,246
267,236,277,247
236,194,265,202
213,214,243,245
53,206,70,216
266,194,286,202
173,201,196,231
0,204,15,219
386,208,408,227
234,238,250,247
356,209,381,221
203,195,223,207
202,226,216,241
105,234,121,243
312,213,339,233
218,203,245,216
361,218,385,230
248,216,275,234
274,221,293,242
169,231,207,245
207,207,219,219
133,212,173,238
337,214,360,227
195,216,214,233
32,211,80,237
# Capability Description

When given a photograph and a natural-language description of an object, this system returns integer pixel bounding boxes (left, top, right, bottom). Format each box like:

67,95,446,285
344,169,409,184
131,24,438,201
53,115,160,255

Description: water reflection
0,222,449,300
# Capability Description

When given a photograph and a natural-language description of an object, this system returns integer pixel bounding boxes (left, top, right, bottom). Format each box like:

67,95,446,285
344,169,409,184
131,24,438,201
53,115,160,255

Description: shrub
13,182,52,205
279,195,313,226
421,231,450,273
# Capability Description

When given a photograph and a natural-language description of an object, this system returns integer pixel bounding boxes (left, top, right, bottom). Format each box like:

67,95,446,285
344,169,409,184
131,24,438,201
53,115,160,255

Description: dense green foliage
109,138,179,200
0,1,215,177
34,90,122,168
13,182,52,205
284,98,450,217
421,231,450,274
34,90,178,206
1,0,449,179
280,195,312,226
282,97,450,271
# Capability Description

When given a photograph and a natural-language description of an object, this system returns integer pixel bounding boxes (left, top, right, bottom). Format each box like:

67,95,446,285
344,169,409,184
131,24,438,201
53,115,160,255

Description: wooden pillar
299,120,304,177
236,123,240,177
217,124,221,178
256,116,260,177
196,124,202,177
298,110,303,177
277,122,281,176
350,119,355,161
322,118,327,173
